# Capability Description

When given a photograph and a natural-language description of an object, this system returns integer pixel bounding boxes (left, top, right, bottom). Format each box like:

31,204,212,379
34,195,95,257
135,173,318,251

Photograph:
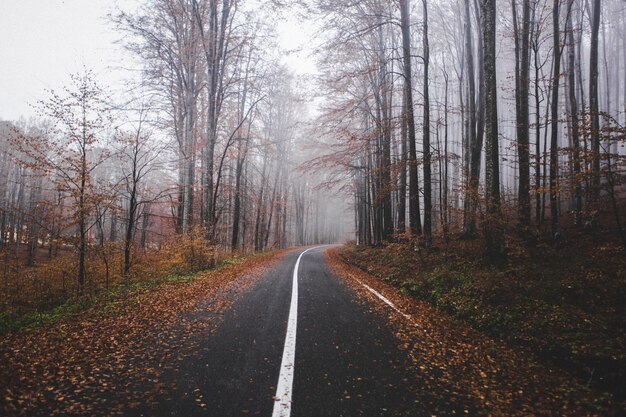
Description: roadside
0,249,287,416
327,246,624,416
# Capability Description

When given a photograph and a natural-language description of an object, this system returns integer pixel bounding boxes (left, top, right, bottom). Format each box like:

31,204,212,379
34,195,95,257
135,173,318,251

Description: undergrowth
0,252,254,337
340,232,625,401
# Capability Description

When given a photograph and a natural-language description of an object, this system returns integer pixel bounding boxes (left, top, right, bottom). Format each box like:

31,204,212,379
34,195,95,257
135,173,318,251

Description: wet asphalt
131,246,424,417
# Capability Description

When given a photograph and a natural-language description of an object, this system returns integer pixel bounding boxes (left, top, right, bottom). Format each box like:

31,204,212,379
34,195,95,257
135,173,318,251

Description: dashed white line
359,282,412,320
271,246,320,417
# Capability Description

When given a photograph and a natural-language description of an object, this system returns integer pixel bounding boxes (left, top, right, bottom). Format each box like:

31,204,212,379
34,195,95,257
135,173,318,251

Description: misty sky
0,0,316,121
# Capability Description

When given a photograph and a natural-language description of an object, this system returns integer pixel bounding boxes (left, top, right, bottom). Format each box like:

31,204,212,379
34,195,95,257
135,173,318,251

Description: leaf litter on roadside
325,248,622,416
0,250,287,416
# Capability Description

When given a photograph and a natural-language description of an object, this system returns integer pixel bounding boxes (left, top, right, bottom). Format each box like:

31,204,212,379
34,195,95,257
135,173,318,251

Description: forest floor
0,241,238,336
1,242,623,416
336,231,625,412
0,249,287,415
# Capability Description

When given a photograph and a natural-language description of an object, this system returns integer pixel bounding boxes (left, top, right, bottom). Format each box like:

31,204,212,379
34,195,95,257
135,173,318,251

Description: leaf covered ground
328,239,625,416
0,250,287,416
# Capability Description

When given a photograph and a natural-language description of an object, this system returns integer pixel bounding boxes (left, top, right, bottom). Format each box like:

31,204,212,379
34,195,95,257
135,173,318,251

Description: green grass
0,300,87,336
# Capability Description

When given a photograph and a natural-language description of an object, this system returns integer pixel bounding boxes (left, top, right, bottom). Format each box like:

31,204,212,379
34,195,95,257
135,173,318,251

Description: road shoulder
326,247,613,416
1,249,288,416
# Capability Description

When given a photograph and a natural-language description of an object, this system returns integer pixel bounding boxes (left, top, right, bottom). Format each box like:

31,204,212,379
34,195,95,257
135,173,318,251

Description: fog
0,0,624,264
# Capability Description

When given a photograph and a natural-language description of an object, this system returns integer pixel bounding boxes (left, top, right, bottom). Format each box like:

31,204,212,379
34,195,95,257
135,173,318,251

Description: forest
0,1,354,315
0,0,625,414
309,0,625,402
310,0,625,250
0,0,624,339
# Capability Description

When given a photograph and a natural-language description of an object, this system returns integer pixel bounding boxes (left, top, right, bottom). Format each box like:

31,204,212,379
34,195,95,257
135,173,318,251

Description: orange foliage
0,229,218,317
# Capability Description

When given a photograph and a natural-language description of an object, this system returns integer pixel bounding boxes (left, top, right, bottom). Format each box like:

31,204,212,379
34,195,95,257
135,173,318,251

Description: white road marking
271,246,320,417
360,283,412,319
357,280,413,321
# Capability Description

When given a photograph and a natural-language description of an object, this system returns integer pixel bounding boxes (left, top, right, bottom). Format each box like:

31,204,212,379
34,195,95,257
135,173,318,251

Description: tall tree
422,0,433,247
374,10,394,241
462,0,484,237
397,89,408,233
399,0,423,237
513,0,532,233
481,0,504,259
114,0,203,234
549,0,563,236
566,1,582,227
193,0,236,238
589,0,602,200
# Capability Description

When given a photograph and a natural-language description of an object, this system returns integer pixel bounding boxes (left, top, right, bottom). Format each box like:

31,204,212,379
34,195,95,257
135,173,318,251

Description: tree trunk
78,152,87,294
481,0,504,260
399,0,422,237
513,0,532,234
550,0,562,236
443,68,450,241
567,5,582,227
124,176,137,278
462,0,482,237
397,89,408,234
589,0,601,200
422,0,432,247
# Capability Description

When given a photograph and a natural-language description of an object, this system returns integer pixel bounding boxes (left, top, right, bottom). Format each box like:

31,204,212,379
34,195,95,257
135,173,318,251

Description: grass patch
0,301,87,335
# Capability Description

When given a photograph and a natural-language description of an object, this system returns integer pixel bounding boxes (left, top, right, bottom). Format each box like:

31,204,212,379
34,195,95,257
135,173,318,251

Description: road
3,245,609,416
131,246,424,417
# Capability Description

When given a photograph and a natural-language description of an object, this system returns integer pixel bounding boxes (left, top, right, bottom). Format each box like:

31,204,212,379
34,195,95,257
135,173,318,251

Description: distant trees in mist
0,0,346,308
1,0,625,310
310,0,626,254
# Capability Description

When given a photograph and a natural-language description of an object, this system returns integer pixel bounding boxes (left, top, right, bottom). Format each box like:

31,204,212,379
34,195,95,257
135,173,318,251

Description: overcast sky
0,0,316,121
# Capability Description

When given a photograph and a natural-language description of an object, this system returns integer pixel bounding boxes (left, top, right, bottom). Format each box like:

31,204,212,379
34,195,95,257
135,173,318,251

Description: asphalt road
134,246,424,417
